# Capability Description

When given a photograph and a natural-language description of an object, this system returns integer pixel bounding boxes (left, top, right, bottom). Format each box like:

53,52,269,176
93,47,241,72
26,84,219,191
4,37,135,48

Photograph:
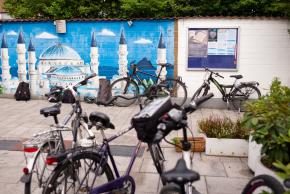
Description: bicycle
151,93,214,194
110,61,187,107
42,96,170,194
242,174,290,194
192,66,261,112
20,74,97,194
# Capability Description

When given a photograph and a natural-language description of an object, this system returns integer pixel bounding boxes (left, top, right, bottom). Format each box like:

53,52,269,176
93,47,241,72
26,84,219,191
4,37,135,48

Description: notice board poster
188,28,238,70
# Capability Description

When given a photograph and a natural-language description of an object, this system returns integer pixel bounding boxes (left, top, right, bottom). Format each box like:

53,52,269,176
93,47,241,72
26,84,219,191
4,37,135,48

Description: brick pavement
0,98,252,194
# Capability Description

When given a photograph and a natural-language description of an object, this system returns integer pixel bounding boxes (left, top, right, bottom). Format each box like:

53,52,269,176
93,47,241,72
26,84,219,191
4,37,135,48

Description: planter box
205,137,248,157
174,137,205,152
248,135,262,172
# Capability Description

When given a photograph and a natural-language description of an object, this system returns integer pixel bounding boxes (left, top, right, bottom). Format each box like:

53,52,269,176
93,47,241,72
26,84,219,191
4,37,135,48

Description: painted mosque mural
0,20,174,96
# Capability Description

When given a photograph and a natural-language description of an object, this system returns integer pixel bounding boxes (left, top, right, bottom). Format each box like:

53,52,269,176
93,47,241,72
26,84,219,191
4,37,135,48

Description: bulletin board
187,28,238,70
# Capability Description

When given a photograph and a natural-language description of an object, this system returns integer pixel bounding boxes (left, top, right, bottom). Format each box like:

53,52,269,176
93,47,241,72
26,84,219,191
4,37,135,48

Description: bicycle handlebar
202,65,224,78
73,73,97,92
152,93,214,144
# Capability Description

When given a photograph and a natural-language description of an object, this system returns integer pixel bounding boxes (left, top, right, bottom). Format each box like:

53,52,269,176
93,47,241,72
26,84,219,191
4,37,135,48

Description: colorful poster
188,28,238,69
188,29,208,57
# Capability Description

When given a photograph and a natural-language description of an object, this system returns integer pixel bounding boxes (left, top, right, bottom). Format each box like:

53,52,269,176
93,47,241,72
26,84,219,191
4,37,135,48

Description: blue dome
52,66,83,75
40,44,81,60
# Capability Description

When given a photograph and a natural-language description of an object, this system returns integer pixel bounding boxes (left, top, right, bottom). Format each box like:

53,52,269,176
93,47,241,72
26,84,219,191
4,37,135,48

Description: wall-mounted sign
187,28,238,70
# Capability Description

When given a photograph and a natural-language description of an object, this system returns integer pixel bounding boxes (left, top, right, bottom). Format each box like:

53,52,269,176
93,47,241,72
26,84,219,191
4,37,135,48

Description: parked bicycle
192,66,261,112
151,94,214,194
42,96,169,194
20,74,97,194
110,61,187,107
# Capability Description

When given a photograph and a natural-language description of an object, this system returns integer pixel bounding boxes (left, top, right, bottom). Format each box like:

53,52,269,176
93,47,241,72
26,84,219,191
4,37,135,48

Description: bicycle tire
191,84,209,101
159,183,182,194
231,84,261,112
159,78,187,106
242,174,285,194
24,141,62,194
148,143,165,175
43,151,114,194
110,77,139,107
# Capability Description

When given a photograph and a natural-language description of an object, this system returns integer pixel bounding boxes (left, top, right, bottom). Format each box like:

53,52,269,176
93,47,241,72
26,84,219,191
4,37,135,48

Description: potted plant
242,78,290,181
172,136,205,152
198,116,250,156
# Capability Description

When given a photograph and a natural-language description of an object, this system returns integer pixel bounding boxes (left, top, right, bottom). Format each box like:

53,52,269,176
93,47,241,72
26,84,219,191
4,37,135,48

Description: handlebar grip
217,73,224,79
85,73,97,81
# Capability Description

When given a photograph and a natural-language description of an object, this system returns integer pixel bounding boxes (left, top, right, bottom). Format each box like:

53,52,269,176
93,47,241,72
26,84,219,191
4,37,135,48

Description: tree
3,0,121,19
3,0,290,19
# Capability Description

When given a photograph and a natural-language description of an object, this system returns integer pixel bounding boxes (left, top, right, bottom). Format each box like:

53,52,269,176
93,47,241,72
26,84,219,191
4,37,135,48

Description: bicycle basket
131,97,173,143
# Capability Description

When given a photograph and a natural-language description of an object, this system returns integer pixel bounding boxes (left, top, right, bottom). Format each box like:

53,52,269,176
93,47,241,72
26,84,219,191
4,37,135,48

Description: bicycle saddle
230,75,243,79
89,112,115,129
40,103,61,117
161,159,200,184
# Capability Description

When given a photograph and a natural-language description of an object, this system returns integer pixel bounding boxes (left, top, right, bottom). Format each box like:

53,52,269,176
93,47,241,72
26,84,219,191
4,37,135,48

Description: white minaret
90,32,100,89
90,32,99,75
16,30,27,82
28,38,37,96
156,33,167,80
118,30,128,77
1,33,11,84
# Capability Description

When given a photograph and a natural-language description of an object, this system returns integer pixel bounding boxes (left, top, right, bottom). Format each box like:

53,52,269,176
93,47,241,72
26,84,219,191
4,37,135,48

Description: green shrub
0,85,4,94
242,78,290,167
198,115,250,139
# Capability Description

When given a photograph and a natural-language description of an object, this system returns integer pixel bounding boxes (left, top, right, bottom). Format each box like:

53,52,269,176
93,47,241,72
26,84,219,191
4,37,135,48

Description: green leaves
3,0,290,19
273,161,290,180
242,78,290,166
0,85,4,94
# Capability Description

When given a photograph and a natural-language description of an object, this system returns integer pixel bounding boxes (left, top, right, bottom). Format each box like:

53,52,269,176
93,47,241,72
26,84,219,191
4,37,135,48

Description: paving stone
206,176,250,194
0,182,24,194
223,161,253,178
192,156,227,177
131,172,160,193
112,156,142,173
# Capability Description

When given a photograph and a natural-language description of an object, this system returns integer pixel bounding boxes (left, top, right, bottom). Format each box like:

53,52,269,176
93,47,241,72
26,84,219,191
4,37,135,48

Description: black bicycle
192,66,261,112
110,61,187,107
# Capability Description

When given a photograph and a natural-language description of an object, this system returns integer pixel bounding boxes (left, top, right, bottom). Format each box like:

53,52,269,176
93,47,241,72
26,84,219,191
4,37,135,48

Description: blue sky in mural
0,20,174,79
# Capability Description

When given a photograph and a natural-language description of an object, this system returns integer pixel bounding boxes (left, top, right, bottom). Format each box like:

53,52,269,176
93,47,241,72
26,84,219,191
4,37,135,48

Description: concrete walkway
0,98,252,194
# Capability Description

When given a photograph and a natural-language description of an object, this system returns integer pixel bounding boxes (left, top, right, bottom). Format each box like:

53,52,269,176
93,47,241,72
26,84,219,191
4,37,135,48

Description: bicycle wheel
159,183,182,194
148,143,165,175
159,79,187,106
242,175,285,194
110,77,139,107
231,84,261,112
191,84,209,101
43,151,114,194
24,141,61,194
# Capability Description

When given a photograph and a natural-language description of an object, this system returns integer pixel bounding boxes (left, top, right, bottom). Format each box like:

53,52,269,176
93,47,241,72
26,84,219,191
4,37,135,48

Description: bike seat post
53,115,59,125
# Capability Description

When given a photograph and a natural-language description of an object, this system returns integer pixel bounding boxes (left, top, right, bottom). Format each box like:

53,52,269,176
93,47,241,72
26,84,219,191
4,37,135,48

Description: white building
16,31,27,82
177,17,290,97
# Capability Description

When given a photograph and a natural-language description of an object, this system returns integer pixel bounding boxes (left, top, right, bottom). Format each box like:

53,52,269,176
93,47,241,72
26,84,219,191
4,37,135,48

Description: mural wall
0,20,174,96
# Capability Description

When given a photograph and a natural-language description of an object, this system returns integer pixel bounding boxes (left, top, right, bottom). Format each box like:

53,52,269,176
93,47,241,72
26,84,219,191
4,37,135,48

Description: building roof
119,30,126,44
39,43,81,60
51,66,84,75
91,31,97,47
158,33,165,49
1,33,8,48
17,30,25,44
28,38,35,51
0,16,287,23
